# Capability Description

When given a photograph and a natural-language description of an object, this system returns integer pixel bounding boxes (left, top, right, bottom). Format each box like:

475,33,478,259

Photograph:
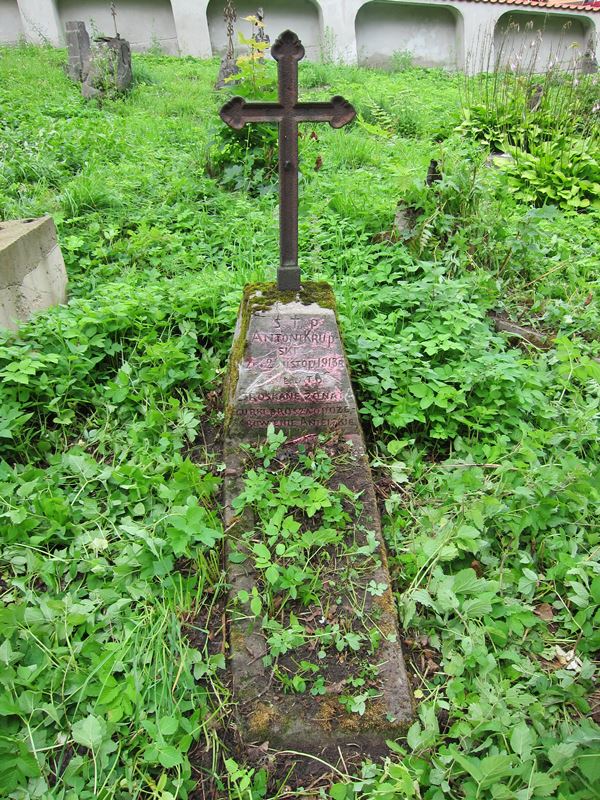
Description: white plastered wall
0,0,597,70
0,0,23,42
56,0,179,52
355,0,462,68
494,11,594,71
207,0,322,60
13,0,62,44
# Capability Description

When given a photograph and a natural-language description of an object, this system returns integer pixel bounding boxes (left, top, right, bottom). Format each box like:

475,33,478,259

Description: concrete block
0,216,67,331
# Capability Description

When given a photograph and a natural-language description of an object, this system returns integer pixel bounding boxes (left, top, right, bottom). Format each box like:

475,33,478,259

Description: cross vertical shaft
219,30,355,292
276,36,301,290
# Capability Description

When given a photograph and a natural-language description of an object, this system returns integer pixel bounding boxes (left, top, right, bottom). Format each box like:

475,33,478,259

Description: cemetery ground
0,41,599,800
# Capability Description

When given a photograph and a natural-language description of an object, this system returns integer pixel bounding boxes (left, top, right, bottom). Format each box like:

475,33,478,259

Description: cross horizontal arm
220,97,283,129
294,97,356,128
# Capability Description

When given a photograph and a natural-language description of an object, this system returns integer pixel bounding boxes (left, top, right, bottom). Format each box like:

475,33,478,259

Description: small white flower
91,536,109,551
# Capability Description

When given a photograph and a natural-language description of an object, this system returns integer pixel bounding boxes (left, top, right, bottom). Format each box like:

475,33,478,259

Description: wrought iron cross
220,30,355,291
224,0,236,62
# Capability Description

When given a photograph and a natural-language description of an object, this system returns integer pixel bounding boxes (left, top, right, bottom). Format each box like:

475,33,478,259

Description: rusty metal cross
219,30,356,292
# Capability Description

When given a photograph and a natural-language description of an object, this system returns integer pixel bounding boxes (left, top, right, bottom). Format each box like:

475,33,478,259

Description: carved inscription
233,306,358,436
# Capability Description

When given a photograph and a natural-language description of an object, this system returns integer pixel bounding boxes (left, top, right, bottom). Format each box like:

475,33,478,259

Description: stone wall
57,0,179,53
356,1,461,68
1,0,598,71
0,0,24,43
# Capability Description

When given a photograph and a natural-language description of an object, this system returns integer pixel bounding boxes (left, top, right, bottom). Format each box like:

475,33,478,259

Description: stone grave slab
0,216,67,331
223,283,414,759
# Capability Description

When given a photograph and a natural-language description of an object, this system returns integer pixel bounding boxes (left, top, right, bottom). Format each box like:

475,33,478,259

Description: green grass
0,43,599,799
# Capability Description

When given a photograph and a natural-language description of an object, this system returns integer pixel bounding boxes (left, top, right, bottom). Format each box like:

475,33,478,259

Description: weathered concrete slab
223,283,414,760
0,216,67,331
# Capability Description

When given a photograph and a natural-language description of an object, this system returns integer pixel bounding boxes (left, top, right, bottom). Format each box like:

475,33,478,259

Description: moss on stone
242,281,336,314
247,702,280,738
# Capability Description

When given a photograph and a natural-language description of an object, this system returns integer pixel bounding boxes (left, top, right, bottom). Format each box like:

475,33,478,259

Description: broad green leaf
158,716,179,736
157,744,182,769
72,714,106,750
452,568,481,595
510,721,534,759
330,784,349,800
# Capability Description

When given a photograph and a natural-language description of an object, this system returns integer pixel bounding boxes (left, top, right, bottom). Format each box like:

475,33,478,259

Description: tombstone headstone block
223,282,414,758
0,216,67,331
82,36,132,98
65,20,91,82
225,283,357,439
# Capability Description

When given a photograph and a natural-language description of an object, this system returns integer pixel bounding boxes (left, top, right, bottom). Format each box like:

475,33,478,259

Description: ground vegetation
0,44,599,799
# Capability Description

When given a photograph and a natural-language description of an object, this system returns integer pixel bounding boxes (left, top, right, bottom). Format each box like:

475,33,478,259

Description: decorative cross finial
110,1,119,38
224,0,237,61
220,30,355,292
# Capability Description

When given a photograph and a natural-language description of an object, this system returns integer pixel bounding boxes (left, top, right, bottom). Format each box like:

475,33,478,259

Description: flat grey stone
223,283,414,760
0,216,67,331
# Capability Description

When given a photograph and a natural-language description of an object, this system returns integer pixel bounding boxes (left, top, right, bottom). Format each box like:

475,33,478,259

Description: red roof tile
456,0,600,12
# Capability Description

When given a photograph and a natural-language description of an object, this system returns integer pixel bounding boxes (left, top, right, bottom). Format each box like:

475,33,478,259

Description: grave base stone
0,216,67,331
215,54,240,90
223,283,414,759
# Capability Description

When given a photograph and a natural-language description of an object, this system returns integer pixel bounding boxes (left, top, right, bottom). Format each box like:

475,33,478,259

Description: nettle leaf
477,755,515,789
455,525,483,553
451,568,481,595
166,505,222,553
530,771,561,795
510,721,535,759
167,525,191,556
71,714,106,750
411,588,435,609
461,593,496,617
548,741,577,768
454,752,514,788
